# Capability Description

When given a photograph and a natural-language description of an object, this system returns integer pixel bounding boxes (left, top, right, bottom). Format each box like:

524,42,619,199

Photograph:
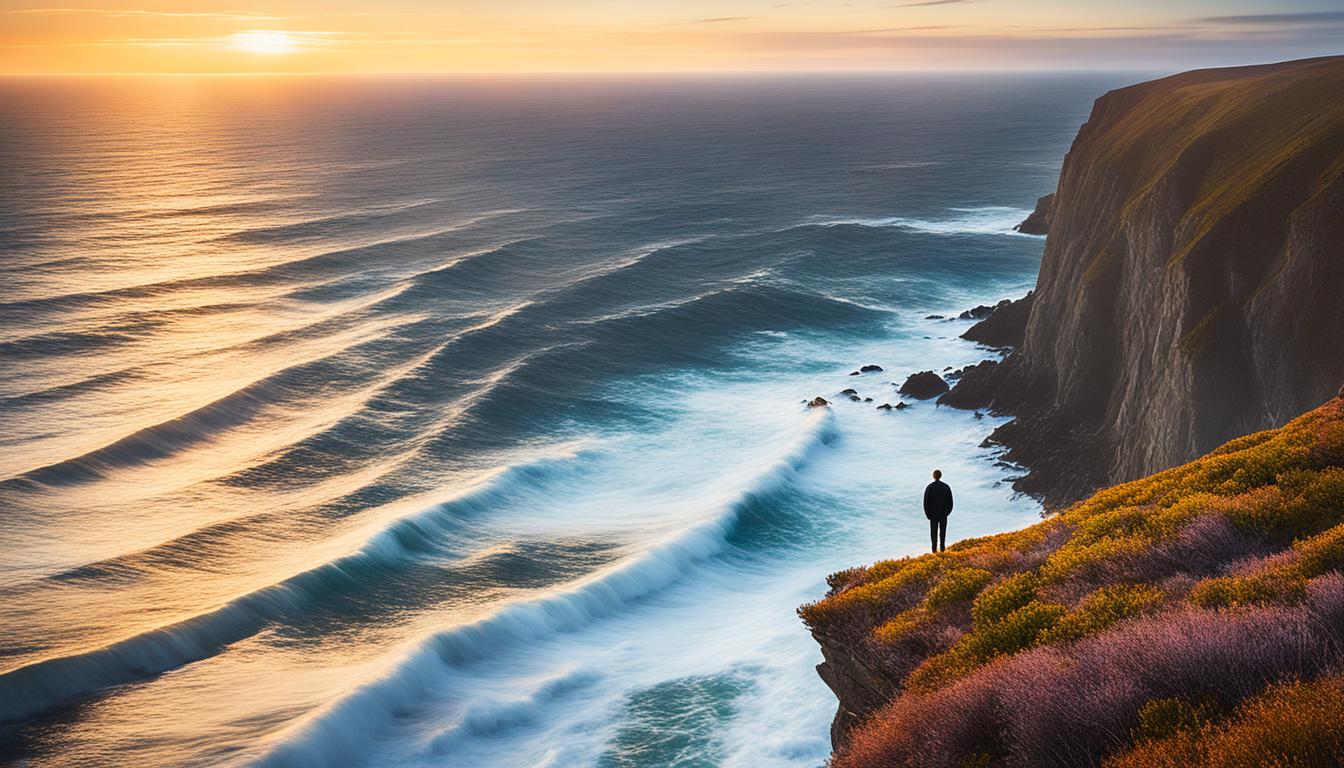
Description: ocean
0,73,1134,767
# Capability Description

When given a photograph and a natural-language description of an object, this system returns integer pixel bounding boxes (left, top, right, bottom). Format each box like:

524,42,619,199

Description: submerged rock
898,371,949,399
808,396,830,408
840,388,858,396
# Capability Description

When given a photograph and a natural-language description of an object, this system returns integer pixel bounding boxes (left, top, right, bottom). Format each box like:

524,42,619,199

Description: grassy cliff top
1057,56,1344,277
802,393,1344,767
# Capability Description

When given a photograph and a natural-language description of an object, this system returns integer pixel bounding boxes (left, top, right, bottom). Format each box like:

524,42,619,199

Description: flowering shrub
1040,583,1165,643
1105,676,1344,768
835,601,1343,768
1130,696,1221,743
926,567,994,609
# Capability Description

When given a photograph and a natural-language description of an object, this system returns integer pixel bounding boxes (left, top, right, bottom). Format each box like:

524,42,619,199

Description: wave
250,409,838,768
215,199,447,244
0,210,530,316
426,667,604,756
0,448,594,724
804,206,1036,237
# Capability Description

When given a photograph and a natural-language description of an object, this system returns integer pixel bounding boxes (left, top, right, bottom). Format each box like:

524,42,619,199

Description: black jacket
923,480,953,520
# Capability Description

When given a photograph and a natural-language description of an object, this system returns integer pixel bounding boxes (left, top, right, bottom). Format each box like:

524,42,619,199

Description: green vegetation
1107,678,1344,768
803,395,1344,768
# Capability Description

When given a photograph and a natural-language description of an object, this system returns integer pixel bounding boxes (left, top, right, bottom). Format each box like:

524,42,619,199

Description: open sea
0,73,1133,767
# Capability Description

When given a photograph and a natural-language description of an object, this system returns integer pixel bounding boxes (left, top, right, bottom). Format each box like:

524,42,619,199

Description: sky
1,0,1341,74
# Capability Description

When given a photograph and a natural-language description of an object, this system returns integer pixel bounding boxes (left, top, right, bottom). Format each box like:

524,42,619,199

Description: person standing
923,469,953,553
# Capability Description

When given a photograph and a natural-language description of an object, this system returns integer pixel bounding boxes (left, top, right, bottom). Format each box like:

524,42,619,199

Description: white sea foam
250,410,837,768
810,206,1039,237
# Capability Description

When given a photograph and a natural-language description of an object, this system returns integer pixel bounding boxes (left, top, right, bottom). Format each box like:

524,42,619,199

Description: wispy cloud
6,7,283,21
1192,10,1344,25
686,17,752,24
893,0,971,7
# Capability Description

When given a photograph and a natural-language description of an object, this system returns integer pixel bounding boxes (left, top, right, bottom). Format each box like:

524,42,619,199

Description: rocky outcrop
957,304,997,321
897,371,948,399
960,291,1034,349
944,56,1344,508
1013,193,1054,235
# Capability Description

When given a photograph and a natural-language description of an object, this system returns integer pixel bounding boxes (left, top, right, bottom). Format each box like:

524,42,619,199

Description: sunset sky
2,0,1341,75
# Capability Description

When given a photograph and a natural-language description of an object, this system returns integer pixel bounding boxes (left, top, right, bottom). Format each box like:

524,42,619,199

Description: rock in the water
925,314,945,320
961,291,1034,349
937,359,1000,410
808,396,830,408
898,371,949,399
957,304,997,321
1014,192,1054,235
848,394,862,402
864,397,873,402
859,364,884,373
876,403,893,411
894,401,909,409
841,388,858,396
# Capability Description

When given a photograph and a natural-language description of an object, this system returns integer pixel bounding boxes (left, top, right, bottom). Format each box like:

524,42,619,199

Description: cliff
945,56,1344,507
802,394,1344,766
1013,194,1053,235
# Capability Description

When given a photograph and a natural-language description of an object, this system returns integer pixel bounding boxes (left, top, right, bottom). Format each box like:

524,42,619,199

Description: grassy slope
1071,56,1344,283
801,394,1344,767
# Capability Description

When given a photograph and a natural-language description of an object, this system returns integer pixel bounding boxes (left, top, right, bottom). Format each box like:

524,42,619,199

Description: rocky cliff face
1013,194,1053,235
947,56,1344,507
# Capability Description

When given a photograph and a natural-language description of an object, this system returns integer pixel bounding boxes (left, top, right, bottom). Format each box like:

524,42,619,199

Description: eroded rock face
1014,193,1054,235
961,291,1034,349
946,57,1344,508
957,304,997,321
897,371,948,399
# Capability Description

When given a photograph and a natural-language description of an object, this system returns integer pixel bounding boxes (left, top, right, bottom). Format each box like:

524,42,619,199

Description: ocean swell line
0,448,592,724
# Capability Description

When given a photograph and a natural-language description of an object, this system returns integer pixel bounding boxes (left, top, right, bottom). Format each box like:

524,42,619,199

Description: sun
228,30,298,55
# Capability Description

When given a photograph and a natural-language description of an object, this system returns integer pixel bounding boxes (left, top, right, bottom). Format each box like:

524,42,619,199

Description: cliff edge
804,394,1344,766
947,56,1344,507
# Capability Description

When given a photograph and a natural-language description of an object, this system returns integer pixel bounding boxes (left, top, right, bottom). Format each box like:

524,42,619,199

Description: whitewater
0,74,1130,766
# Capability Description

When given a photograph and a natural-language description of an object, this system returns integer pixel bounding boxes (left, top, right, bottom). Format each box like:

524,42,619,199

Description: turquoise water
0,73,1134,766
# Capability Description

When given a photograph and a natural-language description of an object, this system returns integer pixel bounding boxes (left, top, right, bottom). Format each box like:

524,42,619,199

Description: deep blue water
0,73,1136,767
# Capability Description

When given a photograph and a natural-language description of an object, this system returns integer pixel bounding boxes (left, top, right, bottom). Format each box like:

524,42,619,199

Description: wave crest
251,409,837,768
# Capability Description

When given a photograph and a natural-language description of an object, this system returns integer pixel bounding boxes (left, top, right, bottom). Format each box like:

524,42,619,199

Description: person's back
923,469,953,553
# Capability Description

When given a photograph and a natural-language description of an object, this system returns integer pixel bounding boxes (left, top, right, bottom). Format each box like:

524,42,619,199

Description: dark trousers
930,516,947,553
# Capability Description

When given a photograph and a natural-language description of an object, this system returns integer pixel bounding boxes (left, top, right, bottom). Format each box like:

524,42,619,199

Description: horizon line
0,65,1217,78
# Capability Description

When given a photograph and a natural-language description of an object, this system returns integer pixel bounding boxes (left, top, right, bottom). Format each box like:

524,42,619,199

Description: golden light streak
227,29,296,55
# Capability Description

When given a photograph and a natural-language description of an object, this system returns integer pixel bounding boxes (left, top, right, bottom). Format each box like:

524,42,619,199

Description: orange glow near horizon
0,1,1339,75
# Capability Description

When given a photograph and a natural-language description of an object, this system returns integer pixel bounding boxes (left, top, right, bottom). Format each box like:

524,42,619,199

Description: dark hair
933,469,942,480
